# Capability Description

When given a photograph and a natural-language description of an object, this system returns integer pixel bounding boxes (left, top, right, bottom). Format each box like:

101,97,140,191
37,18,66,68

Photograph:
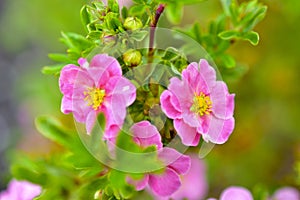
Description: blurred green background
0,0,299,197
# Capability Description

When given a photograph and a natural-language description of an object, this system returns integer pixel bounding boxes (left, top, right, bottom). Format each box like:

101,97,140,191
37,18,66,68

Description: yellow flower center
190,92,212,116
84,87,106,110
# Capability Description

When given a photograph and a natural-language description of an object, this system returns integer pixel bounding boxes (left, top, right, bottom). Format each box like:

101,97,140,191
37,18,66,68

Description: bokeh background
0,0,299,197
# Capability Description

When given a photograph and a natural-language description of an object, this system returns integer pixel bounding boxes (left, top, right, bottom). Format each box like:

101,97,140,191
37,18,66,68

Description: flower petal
182,110,201,128
107,94,127,125
197,114,210,134
272,187,300,200
130,121,163,150
0,179,41,200
210,81,227,117
87,67,109,88
182,60,216,95
160,90,182,119
148,168,181,197
174,119,200,146
127,175,149,191
202,116,234,144
168,77,193,107
59,64,89,98
104,124,120,139
210,81,234,119
86,110,97,134
220,186,253,200
102,105,122,139
170,155,208,200
62,96,91,123
182,62,202,91
158,147,191,175
89,54,122,77
61,96,73,114
225,93,235,119
199,59,217,89
106,76,136,106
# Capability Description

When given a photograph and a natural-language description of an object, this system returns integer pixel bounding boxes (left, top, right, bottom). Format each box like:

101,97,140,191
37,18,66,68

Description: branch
148,4,165,63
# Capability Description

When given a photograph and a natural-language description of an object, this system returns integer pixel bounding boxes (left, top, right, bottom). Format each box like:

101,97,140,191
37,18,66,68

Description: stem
148,4,165,63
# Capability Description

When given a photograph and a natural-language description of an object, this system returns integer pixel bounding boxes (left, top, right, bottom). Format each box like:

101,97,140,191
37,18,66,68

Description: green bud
101,33,116,45
123,49,142,67
123,17,143,31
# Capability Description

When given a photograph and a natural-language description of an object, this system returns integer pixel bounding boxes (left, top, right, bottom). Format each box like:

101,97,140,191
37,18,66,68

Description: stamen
84,87,106,110
190,92,212,116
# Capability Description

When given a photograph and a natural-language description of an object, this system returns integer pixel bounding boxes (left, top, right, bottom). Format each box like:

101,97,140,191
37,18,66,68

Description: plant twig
148,4,165,63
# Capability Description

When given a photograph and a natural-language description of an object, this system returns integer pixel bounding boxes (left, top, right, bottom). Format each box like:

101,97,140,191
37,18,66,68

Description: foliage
7,0,277,199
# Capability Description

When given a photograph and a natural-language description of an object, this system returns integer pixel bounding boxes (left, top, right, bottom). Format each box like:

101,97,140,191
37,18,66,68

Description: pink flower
151,154,208,200
208,186,253,200
59,54,136,137
102,0,132,9
0,179,41,200
220,186,253,200
270,187,299,200
160,59,235,146
127,121,191,197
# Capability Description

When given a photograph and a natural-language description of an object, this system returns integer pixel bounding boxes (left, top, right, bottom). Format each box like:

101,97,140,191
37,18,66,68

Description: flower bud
102,33,116,45
123,17,143,31
123,49,142,67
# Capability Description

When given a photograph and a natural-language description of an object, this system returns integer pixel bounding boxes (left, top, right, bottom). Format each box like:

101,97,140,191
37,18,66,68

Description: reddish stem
148,4,165,63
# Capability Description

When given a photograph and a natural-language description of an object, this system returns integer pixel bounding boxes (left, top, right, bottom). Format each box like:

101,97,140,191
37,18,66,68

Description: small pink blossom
208,186,253,200
270,187,300,200
127,121,191,197
220,186,253,200
59,54,136,138
160,59,235,146
151,154,208,200
0,179,41,200
102,0,132,9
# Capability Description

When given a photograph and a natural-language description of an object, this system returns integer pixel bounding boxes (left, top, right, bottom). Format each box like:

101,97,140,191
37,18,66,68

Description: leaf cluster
177,0,267,81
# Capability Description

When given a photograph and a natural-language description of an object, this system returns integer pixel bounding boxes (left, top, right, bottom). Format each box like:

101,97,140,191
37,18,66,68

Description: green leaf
132,0,144,4
109,170,135,199
48,53,73,63
165,3,183,24
61,32,93,52
252,184,269,200
243,6,267,32
220,0,232,16
80,5,92,32
35,116,79,150
92,2,106,11
217,40,230,53
162,47,181,61
115,130,163,173
78,177,109,199
180,0,206,4
41,64,65,76
221,54,236,68
121,6,128,19
11,156,47,186
129,5,147,16
87,31,102,40
160,0,205,5
191,23,202,43
12,165,47,186
242,31,259,45
108,0,120,14
130,30,148,41
109,170,126,189
229,1,239,25
218,30,240,40
78,113,113,165
105,13,123,31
